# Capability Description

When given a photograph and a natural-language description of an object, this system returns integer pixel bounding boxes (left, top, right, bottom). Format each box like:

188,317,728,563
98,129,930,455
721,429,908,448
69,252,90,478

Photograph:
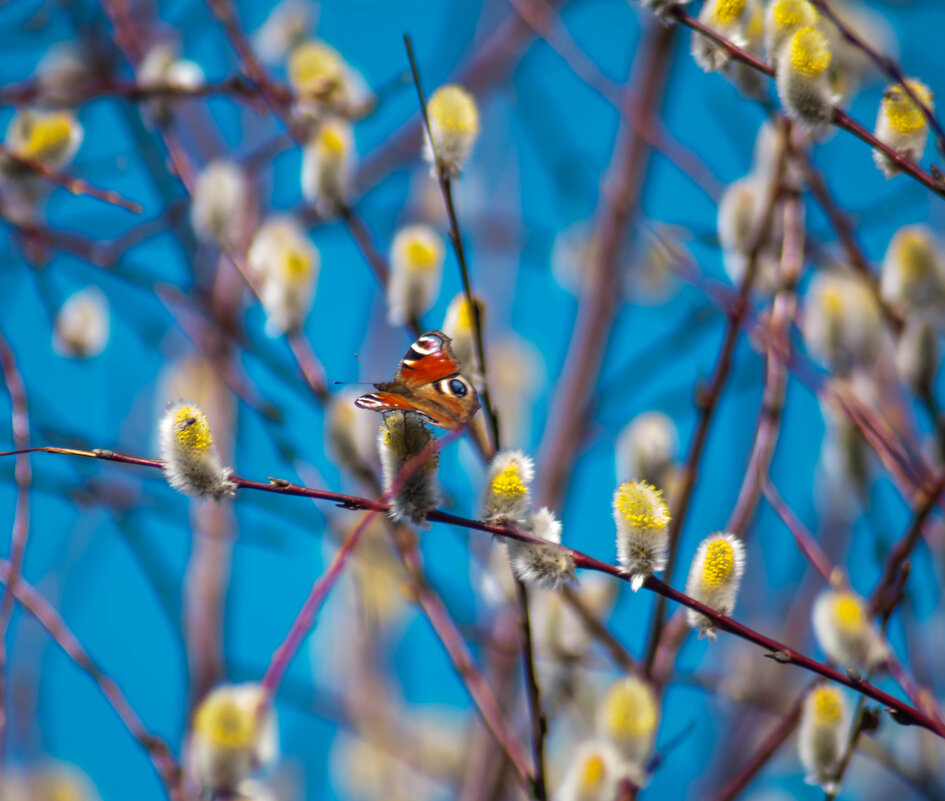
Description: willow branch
5,445,945,738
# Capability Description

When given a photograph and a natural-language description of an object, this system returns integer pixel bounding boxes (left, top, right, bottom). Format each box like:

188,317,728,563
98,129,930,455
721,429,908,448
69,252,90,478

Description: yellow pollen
174,406,213,452
712,0,746,25
772,0,817,28
579,754,607,791
317,123,348,159
746,1,764,39
404,237,440,270
811,687,843,726
492,462,527,498
883,81,934,135
429,85,479,135
896,229,935,280
789,27,831,77
193,696,256,750
281,248,312,280
22,113,74,161
616,482,670,530
821,286,844,316
832,592,865,631
604,679,657,739
701,539,735,587
288,41,344,95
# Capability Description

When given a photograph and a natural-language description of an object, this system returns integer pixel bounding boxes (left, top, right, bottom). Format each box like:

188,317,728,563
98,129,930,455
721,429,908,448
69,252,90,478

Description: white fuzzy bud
424,85,479,177
812,588,887,671
481,449,534,525
387,225,445,325
880,224,945,315
253,0,315,65
188,683,277,793
775,26,836,136
378,413,440,524
442,292,485,379
159,401,235,500
301,118,353,216
3,109,83,172
598,676,659,782
798,684,849,793
684,532,746,639
190,160,250,250
53,287,109,358
802,271,882,376
616,411,677,488
692,0,751,72
506,507,575,590
326,390,379,475
248,216,320,336
895,314,939,393
557,740,622,801
613,481,671,591
873,80,934,178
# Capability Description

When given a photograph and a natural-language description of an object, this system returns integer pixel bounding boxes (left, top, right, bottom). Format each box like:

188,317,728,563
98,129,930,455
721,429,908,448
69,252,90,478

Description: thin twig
0,145,143,212
402,34,501,454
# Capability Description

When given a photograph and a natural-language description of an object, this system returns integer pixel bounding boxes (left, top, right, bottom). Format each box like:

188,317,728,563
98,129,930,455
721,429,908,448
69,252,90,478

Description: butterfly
354,331,480,431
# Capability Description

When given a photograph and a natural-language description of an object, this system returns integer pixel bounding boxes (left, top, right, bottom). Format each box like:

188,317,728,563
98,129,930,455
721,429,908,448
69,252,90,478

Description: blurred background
0,0,944,798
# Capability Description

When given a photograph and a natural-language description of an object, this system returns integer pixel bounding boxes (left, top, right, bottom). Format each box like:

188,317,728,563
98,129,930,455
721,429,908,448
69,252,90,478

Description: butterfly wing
355,331,480,430
354,391,441,427
395,331,461,386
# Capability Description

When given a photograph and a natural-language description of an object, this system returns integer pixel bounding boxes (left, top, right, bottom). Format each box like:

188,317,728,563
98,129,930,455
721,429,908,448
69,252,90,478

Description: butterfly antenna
332,353,384,386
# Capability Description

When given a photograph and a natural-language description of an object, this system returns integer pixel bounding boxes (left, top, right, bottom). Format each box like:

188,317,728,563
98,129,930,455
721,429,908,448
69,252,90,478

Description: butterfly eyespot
449,379,467,397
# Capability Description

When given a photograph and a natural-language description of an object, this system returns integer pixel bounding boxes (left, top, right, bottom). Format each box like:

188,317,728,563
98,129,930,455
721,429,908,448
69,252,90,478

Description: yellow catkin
317,122,348,158
896,229,935,280
615,483,671,530
772,0,818,27
701,539,735,586
492,463,526,497
405,237,440,270
790,27,831,77
429,86,479,135
810,687,843,726
174,406,213,451
832,592,865,631
580,754,606,791
605,681,657,738
282,249,313,280
288,41,344,92
22,114,73,160
883,81,934,135
193,697,255,750
712,0,746,24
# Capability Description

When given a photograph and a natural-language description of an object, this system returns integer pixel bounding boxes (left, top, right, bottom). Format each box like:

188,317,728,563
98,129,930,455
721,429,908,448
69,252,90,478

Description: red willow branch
0,332,31,768
762,480,835,583
5,444,944,738
0,145,143,213
669,7,945,200
808,0,945,154
0,559,181,798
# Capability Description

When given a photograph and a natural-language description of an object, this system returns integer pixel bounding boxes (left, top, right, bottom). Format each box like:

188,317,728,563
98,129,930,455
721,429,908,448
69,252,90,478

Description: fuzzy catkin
378,412,440,524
